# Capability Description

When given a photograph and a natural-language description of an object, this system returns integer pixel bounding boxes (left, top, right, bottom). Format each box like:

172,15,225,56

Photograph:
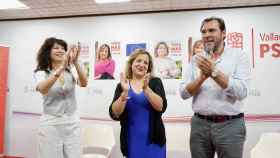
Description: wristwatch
211,67,218,78
53,71,60,78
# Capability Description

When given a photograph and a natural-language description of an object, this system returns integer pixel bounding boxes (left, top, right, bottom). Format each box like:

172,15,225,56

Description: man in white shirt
179,17,250,158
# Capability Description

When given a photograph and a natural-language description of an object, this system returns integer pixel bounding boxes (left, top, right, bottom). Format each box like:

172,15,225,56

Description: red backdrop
0,46,9,155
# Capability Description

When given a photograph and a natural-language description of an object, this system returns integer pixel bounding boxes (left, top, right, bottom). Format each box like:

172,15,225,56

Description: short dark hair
200,17,226,32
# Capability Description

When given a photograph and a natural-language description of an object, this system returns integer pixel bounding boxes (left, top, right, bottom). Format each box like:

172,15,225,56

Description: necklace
58,72,65,86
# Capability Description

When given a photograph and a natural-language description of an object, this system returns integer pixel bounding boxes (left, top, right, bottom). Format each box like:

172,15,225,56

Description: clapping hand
120,72,129,92
143,73,151,90
120,72,130,101
69,42,81,65
195,54,214,77
61,51,71,69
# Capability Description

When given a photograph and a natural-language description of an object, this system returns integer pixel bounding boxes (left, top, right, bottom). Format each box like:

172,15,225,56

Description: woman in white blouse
34,37,88,158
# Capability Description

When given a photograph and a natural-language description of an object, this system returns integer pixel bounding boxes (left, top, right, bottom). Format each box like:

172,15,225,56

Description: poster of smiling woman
94,41,120,80
152,41,182,79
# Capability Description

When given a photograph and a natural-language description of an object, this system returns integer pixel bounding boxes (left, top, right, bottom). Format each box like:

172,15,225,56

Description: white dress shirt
179,46,250,115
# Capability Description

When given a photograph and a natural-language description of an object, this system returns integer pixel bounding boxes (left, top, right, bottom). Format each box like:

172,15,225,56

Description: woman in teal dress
109,49,167,158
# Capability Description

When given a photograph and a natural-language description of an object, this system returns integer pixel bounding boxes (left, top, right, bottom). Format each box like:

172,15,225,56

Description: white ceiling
0,0,279,20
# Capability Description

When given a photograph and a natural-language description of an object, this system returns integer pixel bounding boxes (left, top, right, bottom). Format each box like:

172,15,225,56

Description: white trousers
38,122,82,158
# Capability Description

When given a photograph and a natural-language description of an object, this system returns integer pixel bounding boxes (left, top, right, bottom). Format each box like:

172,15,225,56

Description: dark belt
194,113,244,123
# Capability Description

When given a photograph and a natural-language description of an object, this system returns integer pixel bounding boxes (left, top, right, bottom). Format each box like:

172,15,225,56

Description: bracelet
53,71,60,78
120,92,128,102
121,96,128,102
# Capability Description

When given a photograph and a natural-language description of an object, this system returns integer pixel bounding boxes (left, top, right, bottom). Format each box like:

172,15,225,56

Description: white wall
1,5,280,158
1,6,280,117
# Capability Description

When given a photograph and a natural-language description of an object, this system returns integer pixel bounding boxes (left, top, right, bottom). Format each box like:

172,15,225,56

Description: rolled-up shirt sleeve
179,59,195,100
223,51,250,101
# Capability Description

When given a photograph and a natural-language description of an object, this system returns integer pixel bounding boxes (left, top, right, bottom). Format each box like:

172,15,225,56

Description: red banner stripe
13,111,280,123
0,46,9,155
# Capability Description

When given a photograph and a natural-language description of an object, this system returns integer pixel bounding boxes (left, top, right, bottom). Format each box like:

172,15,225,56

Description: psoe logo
259,33,280,58
227,32,243,49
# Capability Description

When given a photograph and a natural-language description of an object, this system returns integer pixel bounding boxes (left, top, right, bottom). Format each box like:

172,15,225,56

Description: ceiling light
95,0,131,4
0,0,29,10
